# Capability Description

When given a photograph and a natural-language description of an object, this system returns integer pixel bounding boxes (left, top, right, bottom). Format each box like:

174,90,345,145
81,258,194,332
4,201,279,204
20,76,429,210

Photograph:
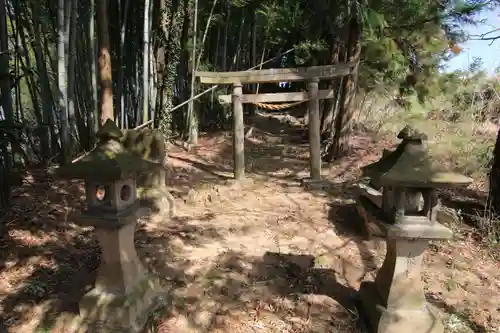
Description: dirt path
0,114,498,333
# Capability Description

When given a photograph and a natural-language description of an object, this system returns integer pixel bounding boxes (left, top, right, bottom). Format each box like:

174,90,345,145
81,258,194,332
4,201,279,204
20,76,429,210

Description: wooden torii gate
195,63,353,183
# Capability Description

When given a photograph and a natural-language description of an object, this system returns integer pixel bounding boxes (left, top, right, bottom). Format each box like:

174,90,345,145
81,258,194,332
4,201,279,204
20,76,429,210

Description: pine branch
469,28,500,45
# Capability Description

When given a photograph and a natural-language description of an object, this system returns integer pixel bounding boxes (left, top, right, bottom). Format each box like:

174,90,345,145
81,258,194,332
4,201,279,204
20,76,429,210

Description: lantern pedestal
69,217,164,333
358,222,451,333
301,178,330,190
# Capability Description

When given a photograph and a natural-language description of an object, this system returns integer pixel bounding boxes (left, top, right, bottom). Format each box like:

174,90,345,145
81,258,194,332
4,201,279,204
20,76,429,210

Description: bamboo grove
0,0,497,209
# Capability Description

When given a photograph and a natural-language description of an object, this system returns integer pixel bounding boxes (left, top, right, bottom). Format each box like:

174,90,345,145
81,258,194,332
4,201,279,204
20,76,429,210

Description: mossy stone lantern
357,129,473,333
55,119,164,333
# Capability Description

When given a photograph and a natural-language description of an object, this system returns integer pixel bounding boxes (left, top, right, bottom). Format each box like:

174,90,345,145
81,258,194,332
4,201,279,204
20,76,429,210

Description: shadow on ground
136,250,363,333
0,204,230,332
0,166,230,332
165,112,312,191
0,169,97,332
326,198,380,286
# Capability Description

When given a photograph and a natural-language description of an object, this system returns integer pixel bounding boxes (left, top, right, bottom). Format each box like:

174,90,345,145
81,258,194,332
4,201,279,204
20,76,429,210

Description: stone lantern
356,127,472,333
55,120,164,333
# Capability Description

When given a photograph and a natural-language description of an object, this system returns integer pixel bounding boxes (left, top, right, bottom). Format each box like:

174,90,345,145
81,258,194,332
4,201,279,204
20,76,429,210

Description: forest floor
0,112,499,333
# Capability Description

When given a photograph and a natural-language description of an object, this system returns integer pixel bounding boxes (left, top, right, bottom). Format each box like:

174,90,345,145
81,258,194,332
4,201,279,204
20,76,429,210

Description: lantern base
69,276,165,333
301,178,329,190
358,281,444,333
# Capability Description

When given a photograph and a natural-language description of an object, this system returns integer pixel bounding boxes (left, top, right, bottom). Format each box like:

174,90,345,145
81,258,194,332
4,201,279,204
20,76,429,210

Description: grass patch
359,96,495,183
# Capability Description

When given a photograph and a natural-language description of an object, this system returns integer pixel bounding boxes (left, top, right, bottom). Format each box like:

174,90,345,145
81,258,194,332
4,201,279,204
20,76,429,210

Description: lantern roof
55,120,162,181
361,125,426,180
361,125,472,188
379,142,473,188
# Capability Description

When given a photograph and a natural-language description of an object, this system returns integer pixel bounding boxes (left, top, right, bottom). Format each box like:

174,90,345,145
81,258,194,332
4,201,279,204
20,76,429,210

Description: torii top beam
195,62,354,85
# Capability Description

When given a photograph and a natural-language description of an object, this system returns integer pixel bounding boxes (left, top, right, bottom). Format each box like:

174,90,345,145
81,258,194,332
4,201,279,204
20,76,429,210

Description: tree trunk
119,0,130,128
231,8,246,70
32,0,52,161
89,0,99,137
143,0,151,124
214,25,220,68
17,14,42,129
0,0,13,124
57,0,70,163
96,0,114,125
188,0,199,145
249,11,258,116
488,129,500,216
148,1,156,118
67,0,78,149
0,0,13,181
174,0,190,135
320,35,342,136
43,30,61,156
155,0,185,136
328,17,361,160
221,6,230,71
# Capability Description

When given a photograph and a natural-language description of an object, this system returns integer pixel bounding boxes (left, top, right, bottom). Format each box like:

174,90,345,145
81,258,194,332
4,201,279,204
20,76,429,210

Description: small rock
170,237,184,249
185,189,198,205
213,315,227,328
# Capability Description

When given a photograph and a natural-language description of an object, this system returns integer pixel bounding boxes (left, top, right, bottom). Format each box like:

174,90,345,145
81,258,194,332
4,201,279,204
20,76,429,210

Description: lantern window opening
95,184,112,205
120,184,132,202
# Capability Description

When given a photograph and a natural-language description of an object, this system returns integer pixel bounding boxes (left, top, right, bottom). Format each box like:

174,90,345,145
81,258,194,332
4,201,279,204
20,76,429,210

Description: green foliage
244,0,493,113
229,0,251,8
256,1,303,46
293,40,328,66
359,7,387,35
468,56,483,73
354,0,493,104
